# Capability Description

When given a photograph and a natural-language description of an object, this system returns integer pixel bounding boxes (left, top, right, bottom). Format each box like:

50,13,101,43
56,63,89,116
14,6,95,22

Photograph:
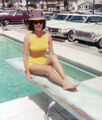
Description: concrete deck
0,29,102,120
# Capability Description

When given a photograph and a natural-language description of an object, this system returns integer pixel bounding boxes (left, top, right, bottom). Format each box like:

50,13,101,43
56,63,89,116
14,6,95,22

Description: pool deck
0,29,102,120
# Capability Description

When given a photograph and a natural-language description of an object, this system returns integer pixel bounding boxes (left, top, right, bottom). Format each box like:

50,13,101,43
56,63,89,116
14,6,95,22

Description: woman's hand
26,72,32,82
50,53,57,60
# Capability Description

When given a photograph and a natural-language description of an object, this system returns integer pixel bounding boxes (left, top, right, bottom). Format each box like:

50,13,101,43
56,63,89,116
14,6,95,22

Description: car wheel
67,30,75,42
97,38,102,48
4,19,9,25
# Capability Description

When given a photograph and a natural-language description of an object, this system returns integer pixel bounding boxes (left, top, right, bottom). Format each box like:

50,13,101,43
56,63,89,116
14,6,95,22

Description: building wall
78,1,92,10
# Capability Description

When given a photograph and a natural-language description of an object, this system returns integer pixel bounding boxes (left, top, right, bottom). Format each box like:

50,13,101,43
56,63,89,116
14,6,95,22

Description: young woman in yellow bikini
23,11,79,90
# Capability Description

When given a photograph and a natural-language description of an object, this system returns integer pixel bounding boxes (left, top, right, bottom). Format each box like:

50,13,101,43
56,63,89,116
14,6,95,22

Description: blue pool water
0,36,96,103
0,36,42,103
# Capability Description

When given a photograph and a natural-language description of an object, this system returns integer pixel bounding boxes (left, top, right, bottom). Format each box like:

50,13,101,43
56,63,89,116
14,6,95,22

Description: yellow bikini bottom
28,56,49,68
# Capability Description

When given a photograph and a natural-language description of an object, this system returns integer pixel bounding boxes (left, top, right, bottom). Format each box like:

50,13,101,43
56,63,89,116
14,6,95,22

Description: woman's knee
50,54,58,63
51,54,57,59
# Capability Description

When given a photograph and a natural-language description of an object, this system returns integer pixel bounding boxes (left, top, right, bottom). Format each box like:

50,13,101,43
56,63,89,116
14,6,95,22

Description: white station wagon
46,14,102,41
72,22,102,48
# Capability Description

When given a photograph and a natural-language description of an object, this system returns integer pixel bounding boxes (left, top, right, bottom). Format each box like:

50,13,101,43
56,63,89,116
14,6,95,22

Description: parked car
0,10,30,25
46,14,102,41
46,12,74,27
94,8,102,15
71,22,102,48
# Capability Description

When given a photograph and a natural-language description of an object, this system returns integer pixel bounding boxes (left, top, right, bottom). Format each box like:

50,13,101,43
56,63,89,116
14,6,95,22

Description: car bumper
49,31,67,38
74,35,99,43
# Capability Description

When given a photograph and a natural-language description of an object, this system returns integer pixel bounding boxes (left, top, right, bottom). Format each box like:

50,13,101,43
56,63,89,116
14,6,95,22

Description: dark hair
28,20,46,31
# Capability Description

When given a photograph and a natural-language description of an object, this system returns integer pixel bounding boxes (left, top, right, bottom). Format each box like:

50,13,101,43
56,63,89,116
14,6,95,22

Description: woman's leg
29,64,64,86
29,64,78,90
50,54,68,80
49,55,79,89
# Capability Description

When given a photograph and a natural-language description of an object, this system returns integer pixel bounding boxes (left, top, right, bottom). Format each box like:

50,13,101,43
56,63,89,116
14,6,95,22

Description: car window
45,15,52,20
86,16,102,23
51,14,56,19
9,11,16,16
53,15,67,20
67,16,87,23
98,17,102,22
66,15,73,21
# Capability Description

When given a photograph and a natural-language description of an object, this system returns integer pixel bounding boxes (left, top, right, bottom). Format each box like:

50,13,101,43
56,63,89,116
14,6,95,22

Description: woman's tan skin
23,20,79,90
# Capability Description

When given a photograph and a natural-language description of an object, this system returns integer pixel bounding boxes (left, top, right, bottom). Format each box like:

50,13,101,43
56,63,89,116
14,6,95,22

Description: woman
23,11,79,90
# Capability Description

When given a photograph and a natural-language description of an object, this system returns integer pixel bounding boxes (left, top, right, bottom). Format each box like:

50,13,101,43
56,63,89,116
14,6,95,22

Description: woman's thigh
46,58,53,65
29,64,51,75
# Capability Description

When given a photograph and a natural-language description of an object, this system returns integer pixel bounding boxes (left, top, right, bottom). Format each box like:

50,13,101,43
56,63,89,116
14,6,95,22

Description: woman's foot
63,80,79,90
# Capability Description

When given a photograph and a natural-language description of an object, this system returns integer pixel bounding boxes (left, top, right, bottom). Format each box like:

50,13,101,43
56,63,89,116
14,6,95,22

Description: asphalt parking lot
6,24,102,57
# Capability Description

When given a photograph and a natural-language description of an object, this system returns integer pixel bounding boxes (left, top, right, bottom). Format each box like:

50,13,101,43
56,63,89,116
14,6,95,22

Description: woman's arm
23,35,32,81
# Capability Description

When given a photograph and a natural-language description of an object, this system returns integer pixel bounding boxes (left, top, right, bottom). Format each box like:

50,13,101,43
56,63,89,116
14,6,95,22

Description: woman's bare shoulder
24,32,32,44
24,32,32,39
24,32,33,41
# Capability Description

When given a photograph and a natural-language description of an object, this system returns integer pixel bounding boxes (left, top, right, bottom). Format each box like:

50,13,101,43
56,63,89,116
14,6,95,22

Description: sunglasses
33,20,44,24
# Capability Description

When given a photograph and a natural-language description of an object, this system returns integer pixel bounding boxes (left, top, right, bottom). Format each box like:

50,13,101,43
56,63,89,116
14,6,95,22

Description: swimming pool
0,35,96,103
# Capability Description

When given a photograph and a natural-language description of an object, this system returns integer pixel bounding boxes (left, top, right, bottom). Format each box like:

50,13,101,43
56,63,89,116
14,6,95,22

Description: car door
13,12,23,22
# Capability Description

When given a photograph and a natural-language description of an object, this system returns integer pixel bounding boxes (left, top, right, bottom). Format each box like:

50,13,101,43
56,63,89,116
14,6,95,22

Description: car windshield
53,14,67,20
67,16,87,23
45,15,52,20
86,16,102,23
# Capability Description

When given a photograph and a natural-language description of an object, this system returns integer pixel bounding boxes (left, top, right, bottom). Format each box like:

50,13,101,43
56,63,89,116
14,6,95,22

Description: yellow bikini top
29,33,49,52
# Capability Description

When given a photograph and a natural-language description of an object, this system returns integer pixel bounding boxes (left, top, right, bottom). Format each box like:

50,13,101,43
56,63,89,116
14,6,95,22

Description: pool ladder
45,101,56,120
